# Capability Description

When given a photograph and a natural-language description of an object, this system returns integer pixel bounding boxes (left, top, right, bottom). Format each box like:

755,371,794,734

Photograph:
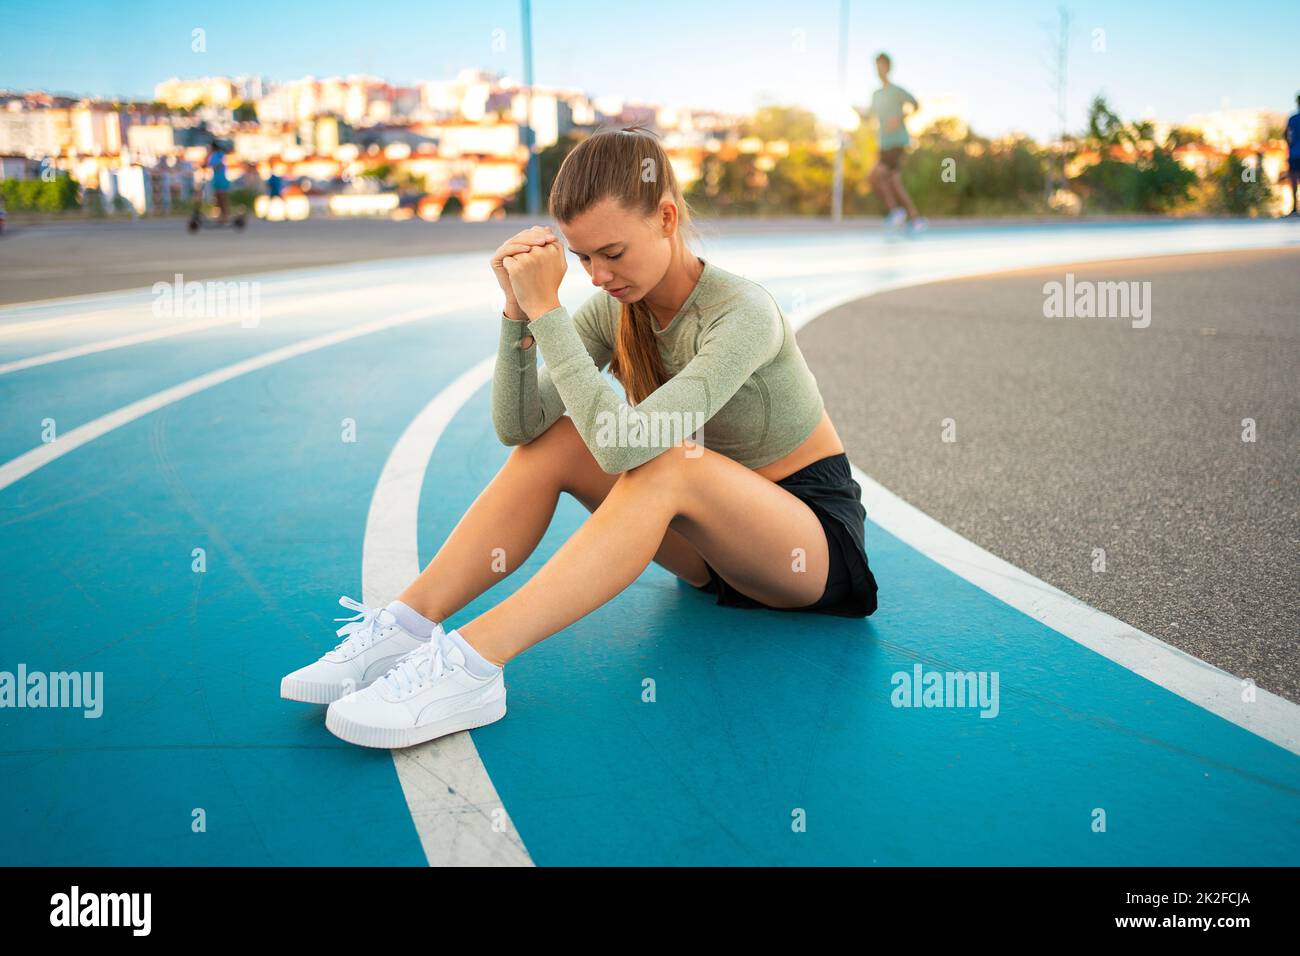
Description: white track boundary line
361,356,533,867
0,314,245,375
0,250,485,336
0,308,148,339
0,295,480,493
0,282,436,376
848,462,1300,756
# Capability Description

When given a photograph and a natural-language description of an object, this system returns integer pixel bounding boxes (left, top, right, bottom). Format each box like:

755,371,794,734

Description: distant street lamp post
831,0,851,222
521,0,541,217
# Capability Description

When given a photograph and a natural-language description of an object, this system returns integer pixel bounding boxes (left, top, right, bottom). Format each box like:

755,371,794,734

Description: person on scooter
204,141,231,224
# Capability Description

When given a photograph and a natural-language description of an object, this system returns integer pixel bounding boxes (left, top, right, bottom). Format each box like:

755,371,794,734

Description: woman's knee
512,415,581,459
512,416,611,498
622,443,713,496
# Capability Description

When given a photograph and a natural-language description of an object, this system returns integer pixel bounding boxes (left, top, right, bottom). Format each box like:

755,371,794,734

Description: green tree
1164,126,1205,149
884,122,1048,215
1,174,79,211
1085,96,1125,146
686,151,769,216
1076,148,1196,212
1129,119,1157,147
1072,95,1197,213
1077,158,1141,210
765,146,834,215
1136,148,1198,211
742,105,821,144
1213,154,1274,215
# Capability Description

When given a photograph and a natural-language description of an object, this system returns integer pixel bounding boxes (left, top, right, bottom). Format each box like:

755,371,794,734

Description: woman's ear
659,198,677,238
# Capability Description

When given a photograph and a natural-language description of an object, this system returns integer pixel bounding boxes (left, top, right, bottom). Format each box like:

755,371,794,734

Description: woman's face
559,196,674,304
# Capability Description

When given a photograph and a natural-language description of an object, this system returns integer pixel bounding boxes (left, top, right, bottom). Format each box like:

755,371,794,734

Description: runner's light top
863,84,918,150
492,257,826,473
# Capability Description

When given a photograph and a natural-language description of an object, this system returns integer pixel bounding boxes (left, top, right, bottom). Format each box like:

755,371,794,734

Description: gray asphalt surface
800,247,1299,703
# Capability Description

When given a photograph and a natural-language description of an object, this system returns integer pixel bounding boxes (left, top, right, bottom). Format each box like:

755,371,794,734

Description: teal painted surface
435,391,1300,866
2,223,1298,865
0,318,483,864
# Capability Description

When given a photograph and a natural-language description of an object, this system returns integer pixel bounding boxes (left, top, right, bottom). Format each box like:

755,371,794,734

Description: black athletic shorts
878,146,905,171
692,452,879,618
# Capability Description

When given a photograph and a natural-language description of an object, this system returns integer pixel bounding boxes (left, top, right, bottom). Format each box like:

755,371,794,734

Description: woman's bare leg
397,415,710,622
457,442,832,667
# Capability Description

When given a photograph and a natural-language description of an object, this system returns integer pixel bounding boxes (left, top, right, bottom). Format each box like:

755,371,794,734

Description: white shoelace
380,637,452,697
330,595,395,655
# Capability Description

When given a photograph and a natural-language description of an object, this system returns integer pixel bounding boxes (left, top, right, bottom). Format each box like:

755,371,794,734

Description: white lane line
361,356,533,867
848,463,1300,757
736,228,1300,290
0,252,478,337
0,308,149,339
0,294,480,493
0,273,417,339
0,315,242,375
0,283,437,376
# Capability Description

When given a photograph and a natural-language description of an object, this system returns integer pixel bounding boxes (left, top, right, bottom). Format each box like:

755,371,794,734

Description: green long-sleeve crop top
491,256,826,474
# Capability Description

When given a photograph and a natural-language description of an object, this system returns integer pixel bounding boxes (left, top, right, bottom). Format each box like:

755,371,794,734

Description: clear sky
2,0,1296,140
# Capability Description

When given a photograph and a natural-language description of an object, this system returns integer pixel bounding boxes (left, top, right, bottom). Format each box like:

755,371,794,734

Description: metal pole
831,0,850,222
1046,4,1070,207
1059,5,1069,199
521,0,541,216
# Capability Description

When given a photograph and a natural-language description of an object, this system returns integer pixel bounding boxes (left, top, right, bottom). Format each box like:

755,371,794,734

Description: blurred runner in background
859,52,927,232
1285,92,1300,217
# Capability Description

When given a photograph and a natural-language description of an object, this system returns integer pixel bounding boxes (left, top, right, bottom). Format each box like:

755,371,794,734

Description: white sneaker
279,595,439,704
908,216,929,233
325,634,507,749
885,207,908,228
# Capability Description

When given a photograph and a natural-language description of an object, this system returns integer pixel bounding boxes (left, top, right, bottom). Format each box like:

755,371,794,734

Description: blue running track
1,222,1297,865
